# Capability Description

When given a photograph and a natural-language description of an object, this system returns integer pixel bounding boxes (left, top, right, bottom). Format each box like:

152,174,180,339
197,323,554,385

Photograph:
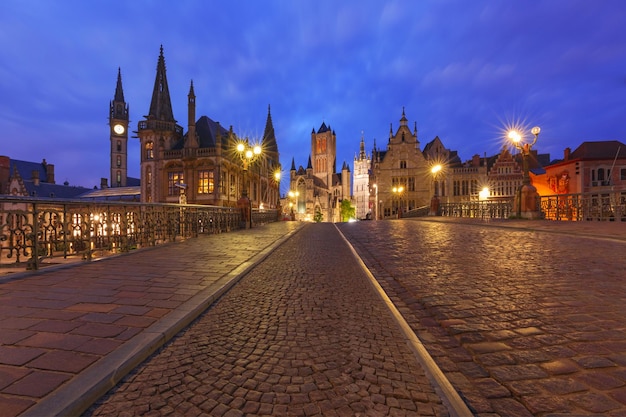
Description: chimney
44,160,55,184
564,147,571,161
32,170,40,186
0,156,10,193
100,178,109,189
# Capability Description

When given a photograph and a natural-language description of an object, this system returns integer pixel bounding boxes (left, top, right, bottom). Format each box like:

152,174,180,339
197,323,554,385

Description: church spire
262,104,278,154
114,67,125,102
359,131,366,160
186,80,198,148
148,45,175,122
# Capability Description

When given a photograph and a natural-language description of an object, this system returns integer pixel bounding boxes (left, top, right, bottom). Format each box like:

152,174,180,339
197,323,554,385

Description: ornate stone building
289,122,350,222
133,47,280,208
370,109,458,219
353,135,371,219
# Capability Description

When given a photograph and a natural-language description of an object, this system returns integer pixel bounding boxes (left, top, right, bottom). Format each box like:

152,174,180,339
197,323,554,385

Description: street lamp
508,126,541,219
236,139,262,228
429,164,442,216
392,185,404,218
288,190,299,220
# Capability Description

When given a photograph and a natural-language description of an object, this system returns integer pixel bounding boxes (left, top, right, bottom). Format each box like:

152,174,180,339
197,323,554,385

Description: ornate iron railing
439,200,514,219
0,197,277,272
540,191,626,221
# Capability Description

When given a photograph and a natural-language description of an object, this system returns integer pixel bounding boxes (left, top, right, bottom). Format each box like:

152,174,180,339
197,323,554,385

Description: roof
569,140,626,160
20,180,91,199
10,159,49,183
317,122,331,134
173,115,230,149
79,186,141,201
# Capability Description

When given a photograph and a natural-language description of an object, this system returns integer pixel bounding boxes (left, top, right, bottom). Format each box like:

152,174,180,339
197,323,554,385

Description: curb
335,224,474,417
21,224,304,417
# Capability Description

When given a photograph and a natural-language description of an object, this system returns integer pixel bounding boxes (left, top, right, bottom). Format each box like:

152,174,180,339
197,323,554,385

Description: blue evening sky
1,0,625,192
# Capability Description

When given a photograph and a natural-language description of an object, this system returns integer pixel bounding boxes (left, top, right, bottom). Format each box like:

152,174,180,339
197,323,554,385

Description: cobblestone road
339,219,626,416
85,223,448,417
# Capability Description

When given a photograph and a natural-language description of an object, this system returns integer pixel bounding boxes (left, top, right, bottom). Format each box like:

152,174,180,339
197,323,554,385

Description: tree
314,207,323,222
340,199,355,222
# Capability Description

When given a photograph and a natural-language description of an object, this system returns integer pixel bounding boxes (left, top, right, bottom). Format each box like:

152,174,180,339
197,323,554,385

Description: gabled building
0,156,90,199
289,122,351,222
369,108,463,218
539,140,626,195
135,46,280,208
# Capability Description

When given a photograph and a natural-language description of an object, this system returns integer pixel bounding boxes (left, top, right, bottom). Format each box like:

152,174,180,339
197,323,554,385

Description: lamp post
236,139,262,228
373,183,378,220
392,185,404,218
429,164,442,216
288,190,299,221
508,126,541,219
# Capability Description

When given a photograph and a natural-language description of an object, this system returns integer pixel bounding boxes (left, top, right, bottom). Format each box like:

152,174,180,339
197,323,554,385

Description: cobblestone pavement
338,218,626,417
85,223,449,417
0,221,300,417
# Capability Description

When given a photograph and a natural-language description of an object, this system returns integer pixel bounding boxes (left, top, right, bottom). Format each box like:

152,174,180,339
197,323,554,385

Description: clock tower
109,67,129,187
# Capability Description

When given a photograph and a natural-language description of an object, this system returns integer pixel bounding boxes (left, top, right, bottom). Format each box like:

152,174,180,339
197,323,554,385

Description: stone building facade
133,47,280,208
288,122,350,222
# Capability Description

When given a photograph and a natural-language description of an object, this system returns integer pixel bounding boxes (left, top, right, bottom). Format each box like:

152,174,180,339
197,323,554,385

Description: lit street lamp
236,139,262,228
508,126,541,219
392,185,404,218
429,164,442,216
288,190,299,221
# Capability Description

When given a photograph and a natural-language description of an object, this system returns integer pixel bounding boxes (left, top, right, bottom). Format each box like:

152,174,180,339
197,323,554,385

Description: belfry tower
109,67,129,187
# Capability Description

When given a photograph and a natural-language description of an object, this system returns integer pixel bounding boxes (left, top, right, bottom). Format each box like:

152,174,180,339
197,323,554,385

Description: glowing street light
392,185,405,218
429,164,443,216
236,139,263,228
507,126,541,218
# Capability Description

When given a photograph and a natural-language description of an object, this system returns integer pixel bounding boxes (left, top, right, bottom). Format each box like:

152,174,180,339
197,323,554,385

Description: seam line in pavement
20,224,304,417
335,223,474,417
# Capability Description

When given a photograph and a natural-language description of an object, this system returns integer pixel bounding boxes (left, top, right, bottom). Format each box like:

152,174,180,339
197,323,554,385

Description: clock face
113,124,125,135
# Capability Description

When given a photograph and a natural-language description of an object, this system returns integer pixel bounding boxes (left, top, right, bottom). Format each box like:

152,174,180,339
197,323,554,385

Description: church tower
136,45,183,203
353,133,371,219
109,67,129,187
311,122,336,189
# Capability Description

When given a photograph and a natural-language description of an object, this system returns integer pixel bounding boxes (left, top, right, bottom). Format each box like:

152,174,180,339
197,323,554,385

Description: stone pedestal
237,195,251,228
515,184,542,219
429,195,440,216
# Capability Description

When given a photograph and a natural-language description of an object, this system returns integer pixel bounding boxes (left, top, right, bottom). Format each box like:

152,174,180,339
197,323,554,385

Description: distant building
369,108,463,218
289,122,351,222
0,156,90,199
353,134,371,219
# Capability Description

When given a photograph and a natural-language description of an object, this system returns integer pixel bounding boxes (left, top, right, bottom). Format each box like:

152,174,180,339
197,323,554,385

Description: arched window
145,141,154,160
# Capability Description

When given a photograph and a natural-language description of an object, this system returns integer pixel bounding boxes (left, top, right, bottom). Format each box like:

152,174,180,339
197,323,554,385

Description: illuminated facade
135,47,280,208
289,122,351,222
353,135,371,219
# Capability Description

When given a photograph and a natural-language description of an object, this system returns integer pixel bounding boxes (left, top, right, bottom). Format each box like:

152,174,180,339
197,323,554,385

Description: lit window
168,172,184,196
198,170,214,194
145,141,154,160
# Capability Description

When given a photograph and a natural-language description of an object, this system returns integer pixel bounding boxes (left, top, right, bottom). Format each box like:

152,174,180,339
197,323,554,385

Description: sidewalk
0,221,301,417
416,216,626,241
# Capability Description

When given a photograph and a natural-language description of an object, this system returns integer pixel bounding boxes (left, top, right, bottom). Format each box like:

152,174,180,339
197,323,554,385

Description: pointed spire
186,80,198,148
148,45,175,122
114,67,125,102
414,121,417,136
291,157,296,171
262,104,278,154
400,106,408,126
110,67,128,121
307,155,312,170
359,131,366,159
